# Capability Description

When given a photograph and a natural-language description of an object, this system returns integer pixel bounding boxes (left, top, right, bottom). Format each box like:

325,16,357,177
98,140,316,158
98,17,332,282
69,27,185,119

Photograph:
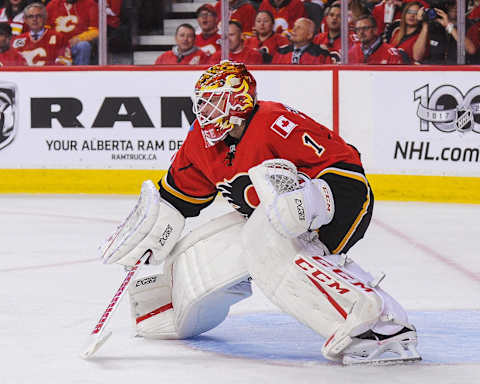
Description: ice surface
0,195,478,384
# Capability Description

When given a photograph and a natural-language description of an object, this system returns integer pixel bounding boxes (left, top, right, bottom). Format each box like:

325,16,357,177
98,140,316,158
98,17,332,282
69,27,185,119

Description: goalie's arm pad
159,171,217,218
101,180,185,267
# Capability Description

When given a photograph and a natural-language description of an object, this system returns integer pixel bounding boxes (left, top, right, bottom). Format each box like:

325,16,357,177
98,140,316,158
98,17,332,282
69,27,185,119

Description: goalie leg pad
129,272,178,339
130,213,251,339
171,218,251,339
242,207,384,359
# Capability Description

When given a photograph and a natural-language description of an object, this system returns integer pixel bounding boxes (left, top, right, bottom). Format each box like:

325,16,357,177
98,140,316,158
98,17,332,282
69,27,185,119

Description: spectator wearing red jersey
209,20,263,64
469,1,480,20
196,4,221,56
214,0,257,34
244,10,289,63
413,2,477,64
318,0,363,38
12,2,71,65
258,0,305,35
105,0,122,29
46,0,98,65
388,1,423,63
372,0,430,35
469,21,480,63
349,15,403,64
372,0,404,35
155,23,208,65
0,0,28,35
313,3,351,62
272,17,333,64
0,22,26,65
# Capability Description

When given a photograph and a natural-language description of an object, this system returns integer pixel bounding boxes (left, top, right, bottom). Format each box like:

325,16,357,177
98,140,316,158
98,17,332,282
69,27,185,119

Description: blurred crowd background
0,0,478,66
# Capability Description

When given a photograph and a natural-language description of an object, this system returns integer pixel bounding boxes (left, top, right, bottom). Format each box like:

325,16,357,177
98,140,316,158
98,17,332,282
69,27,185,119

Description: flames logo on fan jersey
216,173,260,217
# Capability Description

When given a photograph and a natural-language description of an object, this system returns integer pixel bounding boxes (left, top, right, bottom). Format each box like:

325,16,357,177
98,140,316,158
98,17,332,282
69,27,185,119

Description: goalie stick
80,250,152,359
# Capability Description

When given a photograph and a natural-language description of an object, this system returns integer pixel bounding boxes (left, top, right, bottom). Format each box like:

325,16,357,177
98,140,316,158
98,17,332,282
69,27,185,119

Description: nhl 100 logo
0,81,17,150
414,84,480,134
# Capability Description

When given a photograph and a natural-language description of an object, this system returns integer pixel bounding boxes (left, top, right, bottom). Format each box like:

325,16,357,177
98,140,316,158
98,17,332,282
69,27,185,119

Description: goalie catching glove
100,180,185,267
248,159,335,238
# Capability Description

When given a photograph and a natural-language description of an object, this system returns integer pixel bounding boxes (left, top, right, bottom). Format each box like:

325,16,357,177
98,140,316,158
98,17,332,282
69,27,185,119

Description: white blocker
129,212,251,339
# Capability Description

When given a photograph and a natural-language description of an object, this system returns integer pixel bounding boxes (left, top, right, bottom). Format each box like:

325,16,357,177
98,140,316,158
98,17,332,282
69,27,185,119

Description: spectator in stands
196,4,221,56
258,0,305,35
215,0,257,34
413,1,477,64
100,0,132,57
363,0,382,12
314,3,352,61
0,0,27,35
105,0,121,29
272,17,334,64
0,22,26,65
319,0,368,39
46,0,98,65
12,2,71,65
155,23,208,65
349,14,403,63
244,10,289,63
373,1,436,37
208,20,263,64
372,0,404,35
388,1,422,63
468,0,480,19
468,16,480,63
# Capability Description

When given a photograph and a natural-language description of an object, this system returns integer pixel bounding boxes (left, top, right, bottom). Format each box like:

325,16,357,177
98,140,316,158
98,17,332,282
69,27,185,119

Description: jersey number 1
302,133,325,158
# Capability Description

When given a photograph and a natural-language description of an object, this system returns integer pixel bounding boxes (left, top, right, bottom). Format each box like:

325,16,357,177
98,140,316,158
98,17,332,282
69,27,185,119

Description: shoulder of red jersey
46,0,61,8
254,101,318,140
184,120,204,145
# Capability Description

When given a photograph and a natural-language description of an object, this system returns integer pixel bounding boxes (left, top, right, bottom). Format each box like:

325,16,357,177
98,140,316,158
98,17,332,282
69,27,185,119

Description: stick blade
80,330,113,360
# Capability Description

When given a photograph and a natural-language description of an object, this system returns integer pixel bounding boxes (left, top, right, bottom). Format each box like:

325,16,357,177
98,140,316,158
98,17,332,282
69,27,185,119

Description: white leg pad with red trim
129,212,251,339
129,273,177,338
242,205,389,360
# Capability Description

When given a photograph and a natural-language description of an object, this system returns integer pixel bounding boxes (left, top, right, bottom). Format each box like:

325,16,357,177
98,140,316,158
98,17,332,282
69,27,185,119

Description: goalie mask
193,61,257,147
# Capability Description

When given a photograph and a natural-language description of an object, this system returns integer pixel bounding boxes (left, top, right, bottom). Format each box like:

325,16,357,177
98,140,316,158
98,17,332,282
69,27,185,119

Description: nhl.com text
394,141,479,163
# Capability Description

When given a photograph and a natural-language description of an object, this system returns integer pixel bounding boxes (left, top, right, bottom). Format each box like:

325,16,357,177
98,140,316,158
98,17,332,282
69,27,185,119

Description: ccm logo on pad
270,115,297,138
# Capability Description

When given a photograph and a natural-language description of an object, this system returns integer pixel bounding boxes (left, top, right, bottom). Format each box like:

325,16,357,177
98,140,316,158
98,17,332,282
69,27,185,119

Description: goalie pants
315,163,374,255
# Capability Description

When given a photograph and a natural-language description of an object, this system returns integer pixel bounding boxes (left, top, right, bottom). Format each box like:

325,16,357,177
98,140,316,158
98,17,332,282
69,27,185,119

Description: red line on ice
373,218,480,283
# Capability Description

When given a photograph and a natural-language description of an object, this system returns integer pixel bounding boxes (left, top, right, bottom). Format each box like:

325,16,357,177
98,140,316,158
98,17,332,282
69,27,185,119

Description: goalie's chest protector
171,101,362,217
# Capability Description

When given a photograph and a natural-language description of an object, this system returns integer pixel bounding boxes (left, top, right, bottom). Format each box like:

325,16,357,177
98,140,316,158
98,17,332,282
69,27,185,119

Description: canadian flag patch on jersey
270,115,297,138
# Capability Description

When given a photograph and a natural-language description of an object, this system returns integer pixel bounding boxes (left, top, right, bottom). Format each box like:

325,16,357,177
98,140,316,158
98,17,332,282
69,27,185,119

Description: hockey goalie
100,61,421,365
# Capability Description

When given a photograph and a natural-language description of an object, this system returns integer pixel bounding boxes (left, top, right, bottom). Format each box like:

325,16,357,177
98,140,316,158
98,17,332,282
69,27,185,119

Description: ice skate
342,326,422,365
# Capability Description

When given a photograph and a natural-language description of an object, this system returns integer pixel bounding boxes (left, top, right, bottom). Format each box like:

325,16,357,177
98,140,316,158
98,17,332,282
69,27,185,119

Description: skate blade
343,355,422,366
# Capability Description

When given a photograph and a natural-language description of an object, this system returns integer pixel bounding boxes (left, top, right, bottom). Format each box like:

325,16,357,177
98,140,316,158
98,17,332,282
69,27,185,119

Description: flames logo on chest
216,173,260,217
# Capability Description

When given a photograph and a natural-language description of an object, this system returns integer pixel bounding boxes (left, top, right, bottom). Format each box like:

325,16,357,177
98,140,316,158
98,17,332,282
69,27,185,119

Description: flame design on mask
194,61,257,147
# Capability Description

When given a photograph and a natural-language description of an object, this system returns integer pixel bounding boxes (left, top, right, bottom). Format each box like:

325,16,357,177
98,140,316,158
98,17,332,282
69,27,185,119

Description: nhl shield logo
455,105,474,133
0,82,18,150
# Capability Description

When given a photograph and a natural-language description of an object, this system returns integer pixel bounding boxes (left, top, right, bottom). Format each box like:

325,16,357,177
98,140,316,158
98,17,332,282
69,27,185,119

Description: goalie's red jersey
160,100,363,219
